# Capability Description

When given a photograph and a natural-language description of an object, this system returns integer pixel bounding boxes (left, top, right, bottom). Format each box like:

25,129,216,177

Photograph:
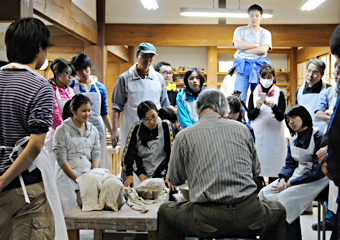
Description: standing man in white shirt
232,4,272,104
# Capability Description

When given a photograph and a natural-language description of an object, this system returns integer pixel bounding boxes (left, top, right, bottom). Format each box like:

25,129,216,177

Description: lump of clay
76,173,102,211
95,175,125,211
135,178,165,200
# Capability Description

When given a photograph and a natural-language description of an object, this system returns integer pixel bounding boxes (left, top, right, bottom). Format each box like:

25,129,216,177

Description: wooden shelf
175,82,222,87
276,83,289,87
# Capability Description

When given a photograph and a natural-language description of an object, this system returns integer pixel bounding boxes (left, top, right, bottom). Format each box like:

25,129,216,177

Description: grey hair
307,58,326,75
195,89,230,117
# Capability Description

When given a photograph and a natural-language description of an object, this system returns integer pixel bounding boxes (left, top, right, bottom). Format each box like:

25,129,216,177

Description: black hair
285,105,313,136
155,61,171,72
5,17,54,64
335,61,340,69
70,53,92,71
137,101,158,147
260,64,276,84
0,61,8,68
49,58,75,86
62,94,92,120
183,67,206,93
248,4,263,15
330,24,340,58
227,95,244,122
158,107,177,123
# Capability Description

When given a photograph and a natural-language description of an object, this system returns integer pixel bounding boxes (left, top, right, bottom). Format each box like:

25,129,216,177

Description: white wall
0,23,10,62
72,0,96,21
134,46,208,71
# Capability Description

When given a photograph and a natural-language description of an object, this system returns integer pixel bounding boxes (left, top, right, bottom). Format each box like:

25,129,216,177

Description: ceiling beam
33,0,98,45
105,24,337,47
297,47,331,63
107,46,129,62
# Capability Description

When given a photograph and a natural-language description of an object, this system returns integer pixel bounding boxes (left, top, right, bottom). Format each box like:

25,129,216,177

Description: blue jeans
234,62,259,105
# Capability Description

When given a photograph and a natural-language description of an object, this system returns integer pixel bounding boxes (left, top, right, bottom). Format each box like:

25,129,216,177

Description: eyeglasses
306,69,320,76
332,71,340,78
61,71,72,77
142,115,157,123
160,71,173,75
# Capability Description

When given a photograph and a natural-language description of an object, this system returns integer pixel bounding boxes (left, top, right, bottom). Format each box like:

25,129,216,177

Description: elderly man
296,58,331,131
157,89,286,240
111,43,170,180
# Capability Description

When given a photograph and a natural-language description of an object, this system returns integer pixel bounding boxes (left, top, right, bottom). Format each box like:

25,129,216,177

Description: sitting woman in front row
259,105,329,240
53,94,101,215
122,101,176,190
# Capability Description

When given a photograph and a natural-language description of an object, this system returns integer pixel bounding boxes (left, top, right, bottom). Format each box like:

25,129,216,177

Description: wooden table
65,193,167,240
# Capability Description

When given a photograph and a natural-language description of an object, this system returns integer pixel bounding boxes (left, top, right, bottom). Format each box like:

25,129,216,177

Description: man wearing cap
111,43,169,180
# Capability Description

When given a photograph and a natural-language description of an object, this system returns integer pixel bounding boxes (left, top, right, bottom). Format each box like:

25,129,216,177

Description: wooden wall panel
33,0,98,44
107,46,129,62
106,24,337,47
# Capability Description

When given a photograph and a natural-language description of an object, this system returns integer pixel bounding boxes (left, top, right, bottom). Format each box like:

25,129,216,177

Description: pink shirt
51,85,74,130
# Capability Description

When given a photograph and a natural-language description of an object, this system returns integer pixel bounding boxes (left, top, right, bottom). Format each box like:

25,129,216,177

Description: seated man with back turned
157,89,286,240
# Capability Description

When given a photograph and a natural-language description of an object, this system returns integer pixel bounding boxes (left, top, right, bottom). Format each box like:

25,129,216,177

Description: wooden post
290,47,298,105
84,0,106,84
20,0,33,17
207,46,218,88
218,0,226,25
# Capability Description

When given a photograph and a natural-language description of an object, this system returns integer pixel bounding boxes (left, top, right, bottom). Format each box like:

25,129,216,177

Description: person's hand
164,176,175,191
124,175,134,187
111,129,120,148
316,146,328,165
264,100,275,108
321,162,331,179
272,178,288,193
256,98,263,109
325,109,334,116
138,174,147,182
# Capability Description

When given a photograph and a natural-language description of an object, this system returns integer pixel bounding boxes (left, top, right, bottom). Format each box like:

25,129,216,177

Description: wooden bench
65,193,167,240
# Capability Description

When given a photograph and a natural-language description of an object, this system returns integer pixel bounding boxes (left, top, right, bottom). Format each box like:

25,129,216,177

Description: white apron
323,85,338,133
74,78,109,169
259,128,329,223
0,63,67,240
182,92,199,124
56,132,92,215
133,118,166,186
120,65,162,160
45,86,74,150
251,86,287,177
297,83,328,131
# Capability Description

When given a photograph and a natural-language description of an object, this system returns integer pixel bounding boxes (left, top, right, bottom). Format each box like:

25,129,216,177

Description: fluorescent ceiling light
141,0,158,10
180,8,273,18
301,0,325,11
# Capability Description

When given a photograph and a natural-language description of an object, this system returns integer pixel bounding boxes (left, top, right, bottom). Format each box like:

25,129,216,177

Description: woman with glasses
259,105,328,240
176,67,207,129
70,53,113,169
248,64,287,186
45,58,75,150
122,101,176,189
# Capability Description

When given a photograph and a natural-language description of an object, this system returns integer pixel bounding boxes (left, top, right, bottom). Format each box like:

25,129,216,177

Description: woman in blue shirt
259,105,328,240
176,68,206,129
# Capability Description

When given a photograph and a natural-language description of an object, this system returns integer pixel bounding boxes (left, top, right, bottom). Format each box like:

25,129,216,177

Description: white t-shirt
233,25,272,60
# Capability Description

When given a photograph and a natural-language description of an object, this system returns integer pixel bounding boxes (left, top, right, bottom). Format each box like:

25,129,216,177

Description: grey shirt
53,117,101,168
167,112,260,204
111,64,169,111
233,25,272,60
